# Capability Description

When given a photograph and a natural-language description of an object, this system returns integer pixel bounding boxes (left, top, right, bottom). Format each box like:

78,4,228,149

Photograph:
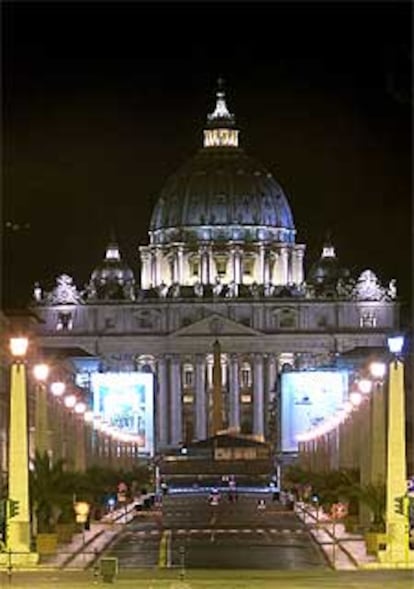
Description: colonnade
155,352,280,448
139,243,305,289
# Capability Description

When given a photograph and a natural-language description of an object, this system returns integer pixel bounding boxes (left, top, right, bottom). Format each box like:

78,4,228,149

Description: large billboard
281,370,349,452
91,372,154,456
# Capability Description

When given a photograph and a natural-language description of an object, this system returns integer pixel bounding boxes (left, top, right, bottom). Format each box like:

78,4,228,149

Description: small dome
149,83,295,246
308,241,350,287
89,242,135,300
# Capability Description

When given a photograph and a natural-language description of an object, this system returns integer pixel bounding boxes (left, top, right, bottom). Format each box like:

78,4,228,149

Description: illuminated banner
281,370,349,452
91,372,154,456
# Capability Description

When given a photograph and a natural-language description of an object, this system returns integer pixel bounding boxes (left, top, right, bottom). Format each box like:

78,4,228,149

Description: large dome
149,84,295,246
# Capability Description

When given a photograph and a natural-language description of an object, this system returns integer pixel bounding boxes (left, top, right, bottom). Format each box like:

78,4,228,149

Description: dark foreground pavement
1,569,413,588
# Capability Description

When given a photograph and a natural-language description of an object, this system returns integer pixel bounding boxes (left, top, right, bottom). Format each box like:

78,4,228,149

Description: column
235,247,242,284
280,247,289,284
200,246,208,284
264,251,271,284
195,355,207,440
292,246,305,284
154,247,162,286
253,354,264,439
208,246,214,284
258,244,265,284
229,354,240,431
266,354,277,440
172,249,179,283
177,245,184,284
150,249,156,287
140,249,152,289
230,247,236,283
170,356,182,446
157,357,169,449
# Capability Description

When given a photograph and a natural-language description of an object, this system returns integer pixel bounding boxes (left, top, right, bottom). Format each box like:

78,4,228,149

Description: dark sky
3,1,413,318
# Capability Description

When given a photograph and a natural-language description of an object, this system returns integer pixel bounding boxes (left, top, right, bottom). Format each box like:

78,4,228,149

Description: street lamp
74,402,87,472
33,363,50,457
377,335,414,566
368,360,387,486
6,336,38,564
50,381,66,463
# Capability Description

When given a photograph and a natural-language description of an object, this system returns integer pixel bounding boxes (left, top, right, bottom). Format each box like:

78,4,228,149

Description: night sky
3,2,412,319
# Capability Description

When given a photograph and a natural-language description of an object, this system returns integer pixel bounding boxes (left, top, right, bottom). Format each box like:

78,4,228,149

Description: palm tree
30,452,77,533
344,481,386,531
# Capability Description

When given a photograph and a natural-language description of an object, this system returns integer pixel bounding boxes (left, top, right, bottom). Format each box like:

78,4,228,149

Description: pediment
172,313,262,337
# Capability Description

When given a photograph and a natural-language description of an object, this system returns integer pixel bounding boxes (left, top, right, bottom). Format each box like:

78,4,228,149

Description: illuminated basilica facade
31,85,399,454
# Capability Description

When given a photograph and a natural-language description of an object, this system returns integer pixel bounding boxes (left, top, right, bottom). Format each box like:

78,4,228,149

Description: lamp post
50,381,65,463
74,401,87,472
378,335,414,567
63,393,77,470
356,379,372,529
6,337,38,565
33,363,50,458
369,361,387,486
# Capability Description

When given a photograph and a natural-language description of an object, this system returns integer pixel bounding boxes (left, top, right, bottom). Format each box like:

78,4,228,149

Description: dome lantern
203,79,239,148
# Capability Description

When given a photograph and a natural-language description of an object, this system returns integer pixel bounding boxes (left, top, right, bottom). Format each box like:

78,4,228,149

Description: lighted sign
281,370,349,452
91,372,154,456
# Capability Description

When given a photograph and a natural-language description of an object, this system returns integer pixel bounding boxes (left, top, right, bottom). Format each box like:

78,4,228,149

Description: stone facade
30,85,399,453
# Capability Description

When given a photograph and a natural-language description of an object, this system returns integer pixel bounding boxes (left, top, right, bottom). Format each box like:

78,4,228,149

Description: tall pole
212,340,223,435
378,337,414,566
369,362,387,486
33,364,50,458
7,337,38,564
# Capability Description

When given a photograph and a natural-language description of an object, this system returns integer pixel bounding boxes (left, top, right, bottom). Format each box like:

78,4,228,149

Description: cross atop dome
204,79,239,148
105,230,121,261
207,78,235,123
321,232,336,258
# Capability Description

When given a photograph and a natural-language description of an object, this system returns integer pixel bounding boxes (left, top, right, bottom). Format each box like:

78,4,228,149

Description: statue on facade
213,276,223,297
193,281,204,298
33,282,43,303
158,281,169,298
387,278,397,300
336,277,353,298
226,280,238,298
170,282,181,298
352,269,386,301
249,281,260,299
123,284,136,301
46,274,83,305
264,282,275,297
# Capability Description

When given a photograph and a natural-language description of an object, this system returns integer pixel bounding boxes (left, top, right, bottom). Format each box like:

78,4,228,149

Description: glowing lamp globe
33,363,49,382
370,361,386,379
350,391,362,406
387,335,404,355
358,379,372,394
10,337,29,358
64,394,77,408
51,381,65,397
74,401,86,414
84,410,94,423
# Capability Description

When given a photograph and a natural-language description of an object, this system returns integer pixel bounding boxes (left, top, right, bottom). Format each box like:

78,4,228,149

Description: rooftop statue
46,274,83,305
352,269,386,301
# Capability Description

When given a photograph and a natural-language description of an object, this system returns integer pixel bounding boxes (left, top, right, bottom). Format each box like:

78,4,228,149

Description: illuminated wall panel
91,372,154,456
281,370,349,452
